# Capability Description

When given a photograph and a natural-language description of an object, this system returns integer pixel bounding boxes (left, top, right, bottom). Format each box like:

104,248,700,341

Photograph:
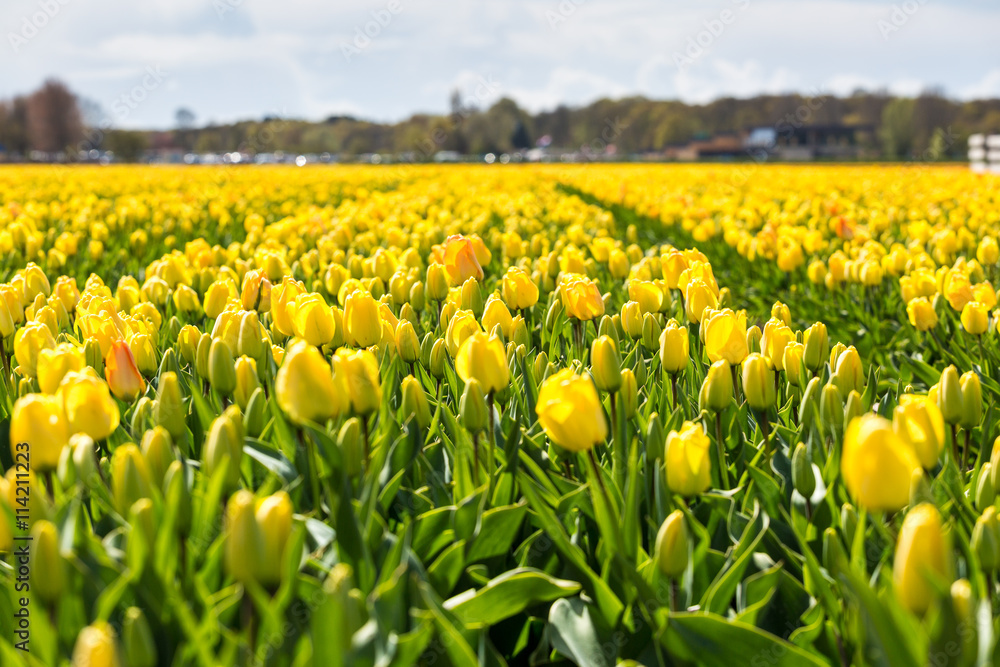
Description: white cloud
0,0,997,127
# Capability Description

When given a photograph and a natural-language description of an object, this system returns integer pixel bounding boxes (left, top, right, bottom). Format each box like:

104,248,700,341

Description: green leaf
660,612,828,667
445,568,581,625
548,597,611,667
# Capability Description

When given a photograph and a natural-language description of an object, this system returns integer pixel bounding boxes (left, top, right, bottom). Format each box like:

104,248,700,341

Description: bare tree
26,79,84,154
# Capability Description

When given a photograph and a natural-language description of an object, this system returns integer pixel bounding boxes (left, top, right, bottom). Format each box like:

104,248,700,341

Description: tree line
2,79,999,162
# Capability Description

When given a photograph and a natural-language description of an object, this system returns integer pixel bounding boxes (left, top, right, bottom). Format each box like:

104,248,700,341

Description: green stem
715,411,729,490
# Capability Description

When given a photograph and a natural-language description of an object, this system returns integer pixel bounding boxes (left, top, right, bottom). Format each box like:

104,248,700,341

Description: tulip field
2,162,1000,666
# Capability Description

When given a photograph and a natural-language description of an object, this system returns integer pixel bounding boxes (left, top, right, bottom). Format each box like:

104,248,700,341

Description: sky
2,0,999,129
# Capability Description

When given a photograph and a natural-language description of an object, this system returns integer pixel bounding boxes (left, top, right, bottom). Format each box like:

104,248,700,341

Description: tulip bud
30,520,65,604
590,336,622,393
802,322,828,371
140,426,175,487
460,277,483,318
155,372,187,442
122,607,156,667
256,491,294,587
977,463,996,510
426,264,448,302
409,281,426,311
424,338,446,380
460,378,488,434
127,498,156,573
699,360,733,413
244,387,267,438
829,342,846,369
111,444,152,515
938,365,963,425
163,460,191,537
646,413,665,463
131,396,153,435
620,301,642,340
992,437,1000,490
972,507,1000,573
659,321,689,375
395,321,420,365
820,383,844,435
792,443,815,499
641,313,662,353
72,622,120,667
209,339,237,397
83,337,104,375
799,377,821,431
195,332,212,379
597,315,620,349
841,503,858,546
742,353,776,412
225,490,264,585
203,411,243,491
400,376,431,429
822,527,849,578
544,299,563,333
509,315,530,349
959,371,982,430
843,390,864,426
746,325,762,355
338,418,363,478
894,503,949,615
532,351,549,386
655,510,689,578
620,369,638,418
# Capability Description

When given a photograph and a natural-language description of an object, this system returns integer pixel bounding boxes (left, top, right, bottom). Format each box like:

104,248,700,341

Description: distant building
665,124,876,161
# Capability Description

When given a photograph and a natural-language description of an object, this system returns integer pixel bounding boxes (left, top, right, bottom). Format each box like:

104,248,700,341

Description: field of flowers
0,163,999,666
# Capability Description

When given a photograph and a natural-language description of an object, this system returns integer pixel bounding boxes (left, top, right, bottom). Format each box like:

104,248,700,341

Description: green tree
880,98,915,159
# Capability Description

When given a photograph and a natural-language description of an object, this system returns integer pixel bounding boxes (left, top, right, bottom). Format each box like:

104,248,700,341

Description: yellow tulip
10,393,69,472
961,301,988,335
742,353,776,412
442,235,484,285
270,277,306,337
59,370,121,441
37,343,85,394
333,347,382,416
906,297,937,331
501,267,538,311
655,510,689,578
894,503,949,615
893,395,945,469
628,280,663,314
289,292,336,347
684,278,718,323
72,622,121,667
256,491,294,587
445,308,483,357
536,368,607,452
659,320,689,374
343,290,382,348
276,339,346,425
842,414,922,512
482,294,513,338
761,319,794,371
456,332,510,394
560,275,605,322
13,320,56,378
664,421,712,496
704,309,748,365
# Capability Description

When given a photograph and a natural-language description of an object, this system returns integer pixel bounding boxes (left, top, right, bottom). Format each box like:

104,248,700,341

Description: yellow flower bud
140,425,175,487
10,393,69,472
620,301,643,340
655,510,689,578
256,491,294,587
742,353,776,412
234,355,261,410
892,395,945,469
907,297,938,331
400,375,431,429
699,360,733,414
112,444,152,515
460,276,484,318
122,607,156,667
842,414,922,512
961,301,989,335
894,503,949,615
802,322,828,371
333,348,382,416
665,421,712,496
937,365,963,425
536,369,607,452
72,622,121,667
14,320,56,378
959,371,982,430
460,377,488,434
590,335,622,393
208,338,237,396
30,520,65,604
155,371,187,442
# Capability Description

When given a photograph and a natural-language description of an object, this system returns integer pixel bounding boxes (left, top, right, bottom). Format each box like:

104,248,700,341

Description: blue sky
3,0,998,129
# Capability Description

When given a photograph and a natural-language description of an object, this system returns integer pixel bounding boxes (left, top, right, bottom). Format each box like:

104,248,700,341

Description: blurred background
1,0,998,164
